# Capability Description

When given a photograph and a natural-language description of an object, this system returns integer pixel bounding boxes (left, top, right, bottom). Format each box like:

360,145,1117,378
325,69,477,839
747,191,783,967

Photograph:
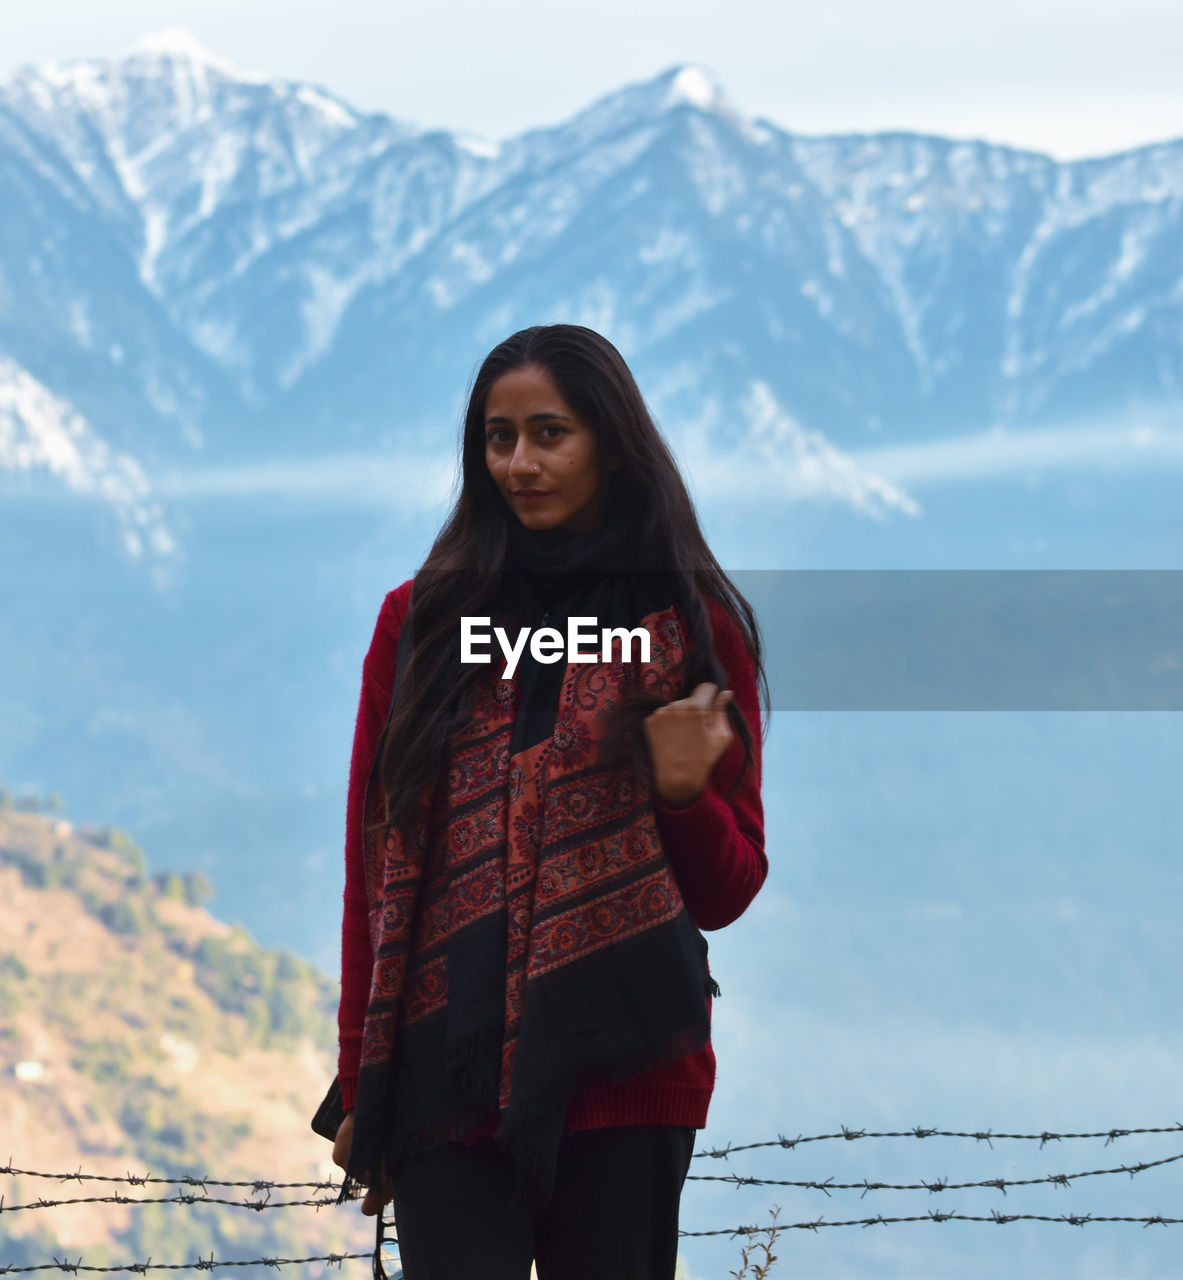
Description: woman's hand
642,682,735,808
332,1111,393,1217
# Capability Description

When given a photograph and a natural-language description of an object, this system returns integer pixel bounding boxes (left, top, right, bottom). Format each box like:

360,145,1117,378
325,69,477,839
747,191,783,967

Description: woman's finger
361,1176,393,1217
686,682,719,707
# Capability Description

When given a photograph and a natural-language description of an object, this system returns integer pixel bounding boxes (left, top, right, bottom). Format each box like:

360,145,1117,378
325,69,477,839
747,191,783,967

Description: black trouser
389,1124,697,1279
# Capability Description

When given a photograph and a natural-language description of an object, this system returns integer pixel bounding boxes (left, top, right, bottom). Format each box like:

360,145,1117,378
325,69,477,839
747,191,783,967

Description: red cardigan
337,578,767,1139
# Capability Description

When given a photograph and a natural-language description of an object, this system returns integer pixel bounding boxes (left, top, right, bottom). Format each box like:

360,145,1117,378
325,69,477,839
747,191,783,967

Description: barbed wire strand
687,1149,1183,1195
0,1169,338,1191
0,1192,340,1215
6,1147,1182,1216
0,1254,378,1275
694,1122,1183,1158
5,1124,1176,1194
2,1209,1183,1275
680,1211,1183,1237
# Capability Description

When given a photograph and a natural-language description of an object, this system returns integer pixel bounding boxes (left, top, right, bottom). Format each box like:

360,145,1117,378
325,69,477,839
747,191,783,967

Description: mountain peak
123,28,256,80
646,63,770,143
545,62,747,154
661,64,727,113
129,27,225,64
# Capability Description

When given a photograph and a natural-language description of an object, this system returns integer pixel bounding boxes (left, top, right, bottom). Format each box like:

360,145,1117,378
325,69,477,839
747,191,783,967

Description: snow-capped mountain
1,29,1182,565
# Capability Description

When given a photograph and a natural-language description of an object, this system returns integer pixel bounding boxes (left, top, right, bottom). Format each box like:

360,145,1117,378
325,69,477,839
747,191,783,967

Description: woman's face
484,363,607,533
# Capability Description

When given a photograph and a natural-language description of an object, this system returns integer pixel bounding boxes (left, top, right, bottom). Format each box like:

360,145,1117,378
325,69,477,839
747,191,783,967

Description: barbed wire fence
4,1122,1183,1274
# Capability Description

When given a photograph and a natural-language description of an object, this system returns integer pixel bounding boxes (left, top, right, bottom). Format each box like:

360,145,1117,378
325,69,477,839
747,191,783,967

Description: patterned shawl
342,520,716,1214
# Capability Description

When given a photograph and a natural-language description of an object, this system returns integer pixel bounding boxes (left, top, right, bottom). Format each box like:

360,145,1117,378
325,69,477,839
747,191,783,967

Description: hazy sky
1,0,1181,160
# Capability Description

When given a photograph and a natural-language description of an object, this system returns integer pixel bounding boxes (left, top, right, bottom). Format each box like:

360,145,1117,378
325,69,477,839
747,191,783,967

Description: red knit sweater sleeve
653,595,768,931
337,579,414,1112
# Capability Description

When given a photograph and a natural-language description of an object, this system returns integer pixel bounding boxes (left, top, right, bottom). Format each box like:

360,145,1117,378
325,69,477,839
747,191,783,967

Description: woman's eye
540,424,567,439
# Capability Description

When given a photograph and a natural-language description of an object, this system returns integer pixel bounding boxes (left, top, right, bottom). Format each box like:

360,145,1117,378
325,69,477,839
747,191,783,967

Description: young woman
330,324,768,1279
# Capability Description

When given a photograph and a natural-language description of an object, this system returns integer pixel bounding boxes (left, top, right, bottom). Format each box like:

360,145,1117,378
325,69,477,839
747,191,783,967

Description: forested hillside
0,798,374,1272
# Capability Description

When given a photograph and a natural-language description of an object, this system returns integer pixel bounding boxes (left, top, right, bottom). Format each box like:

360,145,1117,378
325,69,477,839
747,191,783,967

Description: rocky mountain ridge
2,31,1181,574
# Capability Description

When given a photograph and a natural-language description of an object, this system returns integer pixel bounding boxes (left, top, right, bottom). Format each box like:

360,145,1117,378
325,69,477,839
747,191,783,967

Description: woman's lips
512,490,552,500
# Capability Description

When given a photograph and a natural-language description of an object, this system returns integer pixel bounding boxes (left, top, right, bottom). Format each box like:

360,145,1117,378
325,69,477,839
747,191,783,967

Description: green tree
183,871,213,907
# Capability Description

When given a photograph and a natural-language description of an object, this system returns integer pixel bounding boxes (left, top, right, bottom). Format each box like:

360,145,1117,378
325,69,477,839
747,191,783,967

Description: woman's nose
509,444,540,477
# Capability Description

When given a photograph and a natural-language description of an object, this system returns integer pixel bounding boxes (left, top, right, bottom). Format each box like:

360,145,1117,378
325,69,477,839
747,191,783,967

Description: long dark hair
368,324,768,831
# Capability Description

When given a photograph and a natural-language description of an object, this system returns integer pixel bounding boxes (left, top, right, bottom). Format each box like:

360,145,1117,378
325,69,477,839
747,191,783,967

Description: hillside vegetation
0,802,375,1273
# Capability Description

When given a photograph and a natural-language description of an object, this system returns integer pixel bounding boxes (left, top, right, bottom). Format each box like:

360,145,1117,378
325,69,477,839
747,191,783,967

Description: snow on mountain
1,26,432,396
4,28,371,284
2,31,1183,558
498,62,744,162
0,96,252,469
786,131,1183,414
680,379,921,518
0,356,176,574
127,26,262,81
